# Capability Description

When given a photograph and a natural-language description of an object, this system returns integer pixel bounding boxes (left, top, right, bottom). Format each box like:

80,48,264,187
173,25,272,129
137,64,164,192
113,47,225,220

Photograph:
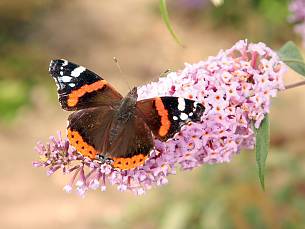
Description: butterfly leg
95,154,114,165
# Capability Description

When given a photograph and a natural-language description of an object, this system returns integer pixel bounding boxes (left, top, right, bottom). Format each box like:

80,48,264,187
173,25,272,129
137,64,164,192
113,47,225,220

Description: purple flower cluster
289,0,305,47
33,40,286,196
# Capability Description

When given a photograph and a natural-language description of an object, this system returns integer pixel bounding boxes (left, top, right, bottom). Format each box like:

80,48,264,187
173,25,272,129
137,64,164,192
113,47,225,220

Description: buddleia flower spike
33,40,286,196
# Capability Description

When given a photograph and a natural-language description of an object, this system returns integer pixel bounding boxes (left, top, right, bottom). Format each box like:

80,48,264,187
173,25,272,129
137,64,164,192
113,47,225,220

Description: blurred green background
1,0,305,228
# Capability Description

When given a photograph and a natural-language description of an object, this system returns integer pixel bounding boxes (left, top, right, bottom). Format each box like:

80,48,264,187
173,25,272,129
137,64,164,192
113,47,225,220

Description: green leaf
159,0,183,46
278,41,305,77
254,115,270,190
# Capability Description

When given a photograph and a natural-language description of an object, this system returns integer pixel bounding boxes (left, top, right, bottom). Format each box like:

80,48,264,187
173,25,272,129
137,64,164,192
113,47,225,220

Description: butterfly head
126,87,138,100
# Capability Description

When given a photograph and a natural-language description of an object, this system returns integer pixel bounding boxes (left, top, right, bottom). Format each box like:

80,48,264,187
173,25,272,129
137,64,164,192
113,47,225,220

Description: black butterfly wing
67,106,115,160
49,59,123,111
136,97,205,141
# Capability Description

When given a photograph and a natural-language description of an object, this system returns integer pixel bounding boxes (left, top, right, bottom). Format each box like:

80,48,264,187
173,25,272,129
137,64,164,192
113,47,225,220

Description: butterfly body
113,87,137,125
49,59,205,170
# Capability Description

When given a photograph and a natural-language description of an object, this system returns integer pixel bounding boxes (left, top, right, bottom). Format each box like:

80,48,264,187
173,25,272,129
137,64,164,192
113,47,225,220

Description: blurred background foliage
1,0,305,228
0,0,53,121
170,0,293,45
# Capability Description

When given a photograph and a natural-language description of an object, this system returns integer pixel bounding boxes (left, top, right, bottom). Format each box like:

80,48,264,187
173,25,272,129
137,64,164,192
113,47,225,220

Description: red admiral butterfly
49,59,205,170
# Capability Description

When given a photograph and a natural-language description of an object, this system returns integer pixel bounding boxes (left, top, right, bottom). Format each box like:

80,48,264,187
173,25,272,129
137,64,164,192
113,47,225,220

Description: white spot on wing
71,66,86,77
48,61,53,72
61,76,72,82
178,97,185,111
193,102,199,111
69,83,76,87
189,112,193,116
60,71,63,76
62,59,68,66
173,116,178,120
180,113,188,120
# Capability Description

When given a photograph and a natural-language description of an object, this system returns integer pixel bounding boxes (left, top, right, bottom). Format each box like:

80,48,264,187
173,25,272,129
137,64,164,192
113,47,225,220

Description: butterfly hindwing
67,106,116,160
137,97,205,141
68,105,154,170
49,59,123,111
105,114,154,170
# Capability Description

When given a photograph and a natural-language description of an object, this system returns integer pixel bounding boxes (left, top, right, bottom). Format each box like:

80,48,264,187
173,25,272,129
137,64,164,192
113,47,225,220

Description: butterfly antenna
113,57,131,91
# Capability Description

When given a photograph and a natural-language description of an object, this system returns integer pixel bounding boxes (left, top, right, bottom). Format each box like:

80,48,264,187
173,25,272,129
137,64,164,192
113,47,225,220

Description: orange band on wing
68,128,97,159
155,97,171,137
68,128,148,170
67,80,107,107
112,154,148,170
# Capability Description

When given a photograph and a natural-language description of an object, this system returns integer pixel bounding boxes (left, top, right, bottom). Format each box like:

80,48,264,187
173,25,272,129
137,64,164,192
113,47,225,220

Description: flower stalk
285,80,305,90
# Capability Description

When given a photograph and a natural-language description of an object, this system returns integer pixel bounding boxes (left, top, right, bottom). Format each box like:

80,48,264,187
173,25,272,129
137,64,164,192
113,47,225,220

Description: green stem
159,0,184,47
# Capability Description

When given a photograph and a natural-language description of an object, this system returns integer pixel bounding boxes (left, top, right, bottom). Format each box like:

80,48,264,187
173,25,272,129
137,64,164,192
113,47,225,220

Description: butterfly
49,59,205,170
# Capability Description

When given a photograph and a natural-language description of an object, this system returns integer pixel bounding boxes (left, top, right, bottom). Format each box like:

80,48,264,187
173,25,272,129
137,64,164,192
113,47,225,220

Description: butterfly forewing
137,97,205,141
49,59,123,110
